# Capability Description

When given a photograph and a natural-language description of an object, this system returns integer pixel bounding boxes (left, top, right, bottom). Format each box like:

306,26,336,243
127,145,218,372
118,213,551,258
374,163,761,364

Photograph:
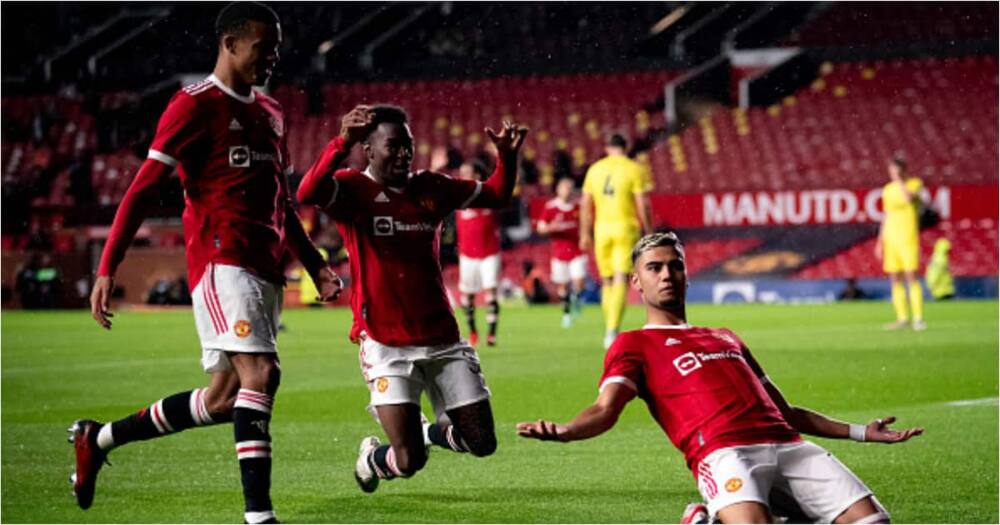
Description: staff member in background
925,238,955,300
874,157,928,331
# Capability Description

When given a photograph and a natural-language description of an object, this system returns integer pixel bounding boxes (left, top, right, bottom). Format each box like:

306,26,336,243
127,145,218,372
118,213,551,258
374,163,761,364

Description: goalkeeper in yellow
580,134,652,348
875,158,928,330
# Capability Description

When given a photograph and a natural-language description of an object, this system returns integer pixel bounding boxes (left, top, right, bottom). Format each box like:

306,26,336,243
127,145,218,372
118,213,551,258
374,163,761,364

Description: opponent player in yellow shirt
580,134,652,348
874,158,927,330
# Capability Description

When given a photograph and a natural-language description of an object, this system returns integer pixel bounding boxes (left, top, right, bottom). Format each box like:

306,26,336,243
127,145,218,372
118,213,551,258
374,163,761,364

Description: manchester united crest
725,477,743,493
375,377,389,393
234,320,252,338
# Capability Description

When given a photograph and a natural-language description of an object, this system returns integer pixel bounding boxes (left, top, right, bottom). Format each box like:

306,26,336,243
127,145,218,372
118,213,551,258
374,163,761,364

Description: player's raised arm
298,105,372,208
516,382,635,442
90,158,175,330
467,120,528,208
579,192,594,251
745,345,924,444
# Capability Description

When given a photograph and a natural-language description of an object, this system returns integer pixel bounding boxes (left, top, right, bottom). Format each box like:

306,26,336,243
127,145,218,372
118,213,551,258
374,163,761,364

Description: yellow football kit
881,177,922,273
880,177,924,323
582,155,650,277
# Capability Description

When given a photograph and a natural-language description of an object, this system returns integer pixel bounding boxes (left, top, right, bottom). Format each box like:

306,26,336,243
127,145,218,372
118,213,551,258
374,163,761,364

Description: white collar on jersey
208,74,255,104
642,323,693,330
362,166,408,193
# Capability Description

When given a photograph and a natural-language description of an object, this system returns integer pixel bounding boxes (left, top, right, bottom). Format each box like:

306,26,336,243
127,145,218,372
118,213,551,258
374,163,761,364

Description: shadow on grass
294,486,691,523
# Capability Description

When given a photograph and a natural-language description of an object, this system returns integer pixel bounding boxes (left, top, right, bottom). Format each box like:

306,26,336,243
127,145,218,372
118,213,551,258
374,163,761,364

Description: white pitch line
944,397,999,407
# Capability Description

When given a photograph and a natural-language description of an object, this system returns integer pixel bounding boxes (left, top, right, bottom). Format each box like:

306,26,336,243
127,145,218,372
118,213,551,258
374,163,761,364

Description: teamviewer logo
673,352,702,376
373,216,395,236
229,146,250,167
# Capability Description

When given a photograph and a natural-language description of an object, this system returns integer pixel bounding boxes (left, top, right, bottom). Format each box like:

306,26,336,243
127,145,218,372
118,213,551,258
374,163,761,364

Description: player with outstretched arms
518,232,922,524
537,176,588,328
297,104,527,492
456,159,503,347
70,4,342,523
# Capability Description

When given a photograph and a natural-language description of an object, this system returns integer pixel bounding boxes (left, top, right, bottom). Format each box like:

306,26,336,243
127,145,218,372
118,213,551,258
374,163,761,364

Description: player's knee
852,511,890,524
466,433,497,457
248,359,281,394
393,445,428,476
204,389,237,418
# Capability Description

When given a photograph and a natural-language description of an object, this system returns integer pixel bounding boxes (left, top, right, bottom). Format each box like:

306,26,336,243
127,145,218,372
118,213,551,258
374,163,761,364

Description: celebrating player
297,105,526,492
518,232,922,524
71,3,342,523
537,176,588,328
875,157,928,330
456,159,503,347
580,133,652,348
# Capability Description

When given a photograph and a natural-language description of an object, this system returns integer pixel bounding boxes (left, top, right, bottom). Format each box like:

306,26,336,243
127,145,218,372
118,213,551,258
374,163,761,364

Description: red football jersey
456,208,501,258
318,161,481,346
144,75,293,287
539,198,582,261
600,325,800,471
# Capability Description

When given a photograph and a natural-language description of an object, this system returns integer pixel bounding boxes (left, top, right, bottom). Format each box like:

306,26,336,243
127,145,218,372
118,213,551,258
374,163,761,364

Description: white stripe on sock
245,510,275,524
96,423,115,450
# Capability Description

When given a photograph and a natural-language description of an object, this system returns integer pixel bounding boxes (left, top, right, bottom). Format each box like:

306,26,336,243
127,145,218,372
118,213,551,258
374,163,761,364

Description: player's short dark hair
891,156,907,171
215,2,280,42
364,105,409,141
607,133,628,149
631,231,685,265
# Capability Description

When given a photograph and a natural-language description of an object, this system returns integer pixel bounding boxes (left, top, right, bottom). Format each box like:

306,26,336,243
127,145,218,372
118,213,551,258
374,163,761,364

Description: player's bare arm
90,158,175,329
633,190,652,235
516,382,634,442
579,192,594,251
757,362,923,443
283,207,343,301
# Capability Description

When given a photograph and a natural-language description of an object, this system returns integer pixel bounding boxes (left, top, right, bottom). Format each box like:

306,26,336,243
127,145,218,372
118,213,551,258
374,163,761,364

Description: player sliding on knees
72,3,342,523
517,232,923,524
298,104,527,492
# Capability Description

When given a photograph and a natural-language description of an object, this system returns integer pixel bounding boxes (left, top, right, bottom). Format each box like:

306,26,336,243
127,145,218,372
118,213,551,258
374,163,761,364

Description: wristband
849,423,867,442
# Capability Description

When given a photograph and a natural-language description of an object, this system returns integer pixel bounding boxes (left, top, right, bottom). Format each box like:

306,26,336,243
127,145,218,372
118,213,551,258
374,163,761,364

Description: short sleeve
629,165,645,195
148,92,206,168
598,336,643,393
724,329,767,380
582,165,597,196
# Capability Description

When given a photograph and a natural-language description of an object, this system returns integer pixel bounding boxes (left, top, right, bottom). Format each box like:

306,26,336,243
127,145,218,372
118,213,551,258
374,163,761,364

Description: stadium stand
785,2,998,48
648,56,999,193
794,219,999,279
274,69,678,182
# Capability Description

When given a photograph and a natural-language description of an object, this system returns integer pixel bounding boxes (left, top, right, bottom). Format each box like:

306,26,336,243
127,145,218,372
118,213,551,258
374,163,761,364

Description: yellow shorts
594,229,639,278
883,239,919,273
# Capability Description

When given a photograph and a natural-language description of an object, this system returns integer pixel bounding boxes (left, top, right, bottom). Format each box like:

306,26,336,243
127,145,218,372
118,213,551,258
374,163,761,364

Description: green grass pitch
2,300,998,523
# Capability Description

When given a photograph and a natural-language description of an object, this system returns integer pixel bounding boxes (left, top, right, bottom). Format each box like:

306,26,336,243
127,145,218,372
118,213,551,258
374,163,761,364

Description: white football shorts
550,254,588,285
191,263,282,373
358,335,491,420
696,441,876,523
458,253,500,294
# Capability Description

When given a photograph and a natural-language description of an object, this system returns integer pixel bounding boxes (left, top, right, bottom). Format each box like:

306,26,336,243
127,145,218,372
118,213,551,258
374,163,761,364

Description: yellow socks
606,281,627,332
909,282,924,321
891,281,909,322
